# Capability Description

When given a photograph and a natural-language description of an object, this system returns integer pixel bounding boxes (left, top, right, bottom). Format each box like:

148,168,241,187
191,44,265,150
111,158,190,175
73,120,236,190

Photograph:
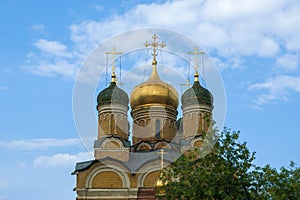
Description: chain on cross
105,47,123,83
188,46,205,75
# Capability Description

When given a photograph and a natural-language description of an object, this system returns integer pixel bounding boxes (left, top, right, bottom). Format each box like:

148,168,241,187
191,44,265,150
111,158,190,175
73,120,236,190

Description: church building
72,34,213,200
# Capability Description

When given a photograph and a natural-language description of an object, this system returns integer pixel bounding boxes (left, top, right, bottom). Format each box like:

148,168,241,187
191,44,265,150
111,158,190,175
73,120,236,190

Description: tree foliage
157,128,300,199
253,162,300,199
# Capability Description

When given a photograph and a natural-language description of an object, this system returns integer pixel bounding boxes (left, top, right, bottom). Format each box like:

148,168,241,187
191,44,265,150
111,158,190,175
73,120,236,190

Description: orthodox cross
105,47,123,84
188,46,205,77
144,34,165,65
180,47,204,91
157,149,167,170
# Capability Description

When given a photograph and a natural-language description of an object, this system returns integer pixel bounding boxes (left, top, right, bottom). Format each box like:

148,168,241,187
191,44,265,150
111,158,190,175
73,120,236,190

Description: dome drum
97,104,129,116
131,104,178,122
182,104,212,116
132,121,177,145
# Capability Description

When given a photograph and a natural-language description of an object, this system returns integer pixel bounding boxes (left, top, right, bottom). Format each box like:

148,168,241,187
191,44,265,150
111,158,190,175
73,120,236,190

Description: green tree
157,128,300,200
253,162,300,199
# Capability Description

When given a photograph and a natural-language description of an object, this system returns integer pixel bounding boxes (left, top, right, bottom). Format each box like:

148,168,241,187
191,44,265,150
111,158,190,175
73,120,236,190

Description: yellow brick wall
143,170,160,188
129,173,137,188
94,150,129,162
91,171,123,188
77,162,112,188
77,168,90,188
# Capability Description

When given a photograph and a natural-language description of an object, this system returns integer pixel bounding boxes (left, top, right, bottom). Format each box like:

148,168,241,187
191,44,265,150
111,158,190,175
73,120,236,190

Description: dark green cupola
96,72,129,109
181,73,213,108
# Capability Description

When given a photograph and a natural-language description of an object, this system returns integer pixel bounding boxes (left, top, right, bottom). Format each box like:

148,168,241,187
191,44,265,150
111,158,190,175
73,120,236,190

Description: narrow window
155,120,161,139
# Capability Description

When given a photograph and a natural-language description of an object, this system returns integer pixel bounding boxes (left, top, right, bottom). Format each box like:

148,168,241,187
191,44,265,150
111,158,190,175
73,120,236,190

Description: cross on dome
144,34,166,65
105,47,123,83
188,46,205,82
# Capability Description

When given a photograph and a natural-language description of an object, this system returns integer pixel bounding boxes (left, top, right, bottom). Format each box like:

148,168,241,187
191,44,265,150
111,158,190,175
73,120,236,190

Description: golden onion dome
130,64,178,110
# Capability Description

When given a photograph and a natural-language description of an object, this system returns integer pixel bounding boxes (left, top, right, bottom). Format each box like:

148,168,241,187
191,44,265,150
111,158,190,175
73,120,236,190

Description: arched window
155,120,161,139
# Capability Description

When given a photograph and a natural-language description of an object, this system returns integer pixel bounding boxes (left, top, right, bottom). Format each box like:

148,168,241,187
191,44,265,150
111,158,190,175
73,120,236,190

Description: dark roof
97,82,129,107
72,148,182,174
71,160,96,174
181,80,213,108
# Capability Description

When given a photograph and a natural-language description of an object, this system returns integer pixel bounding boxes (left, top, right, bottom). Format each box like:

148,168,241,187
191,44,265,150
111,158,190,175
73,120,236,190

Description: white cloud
212,56,245,70
276,54,299,72
258,37,280,57
25,0,300,78
69,0,299,59
200,0,286,22
276,2,300,51
33,151,93,167
249,75,300,105
0,138,80,150
34,39,72,58
24,58,78,78
133,0,199,27
23,39,79,78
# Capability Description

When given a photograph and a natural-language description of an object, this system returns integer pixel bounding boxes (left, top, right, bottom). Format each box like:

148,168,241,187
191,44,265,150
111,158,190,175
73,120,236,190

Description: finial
188,46,205,82
111,71,116,82
145,34,165,66
194,71,199,82
105,47,123,83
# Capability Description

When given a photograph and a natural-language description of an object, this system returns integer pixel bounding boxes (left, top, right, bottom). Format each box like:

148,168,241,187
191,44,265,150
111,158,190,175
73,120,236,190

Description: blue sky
1,0,300,199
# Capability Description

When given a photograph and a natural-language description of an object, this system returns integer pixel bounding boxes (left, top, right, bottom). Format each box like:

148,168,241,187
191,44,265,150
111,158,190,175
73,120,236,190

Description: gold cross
188,46,205,74
145,34,165,65
156,149,168,170
105,47,123,82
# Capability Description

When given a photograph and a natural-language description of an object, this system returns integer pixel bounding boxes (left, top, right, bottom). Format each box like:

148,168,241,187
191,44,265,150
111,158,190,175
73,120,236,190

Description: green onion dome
97,81,129,108
181,74,213,108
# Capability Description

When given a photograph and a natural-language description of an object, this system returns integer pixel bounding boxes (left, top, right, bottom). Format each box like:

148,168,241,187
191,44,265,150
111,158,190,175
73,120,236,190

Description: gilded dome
97,80,129,108
130,65,178,110
181,74,213,108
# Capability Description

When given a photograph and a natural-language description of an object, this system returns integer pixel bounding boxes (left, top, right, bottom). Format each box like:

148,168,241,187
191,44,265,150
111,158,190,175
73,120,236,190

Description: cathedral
72,34,213,200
